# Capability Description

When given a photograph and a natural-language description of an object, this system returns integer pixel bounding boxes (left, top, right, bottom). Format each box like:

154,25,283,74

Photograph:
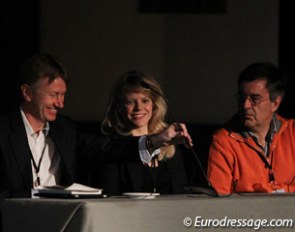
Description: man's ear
271,95,283,112
20,84,32,102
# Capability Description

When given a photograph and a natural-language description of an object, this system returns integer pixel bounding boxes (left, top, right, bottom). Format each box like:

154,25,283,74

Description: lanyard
255,149,275,182
245,133,275,182
29,139,47,186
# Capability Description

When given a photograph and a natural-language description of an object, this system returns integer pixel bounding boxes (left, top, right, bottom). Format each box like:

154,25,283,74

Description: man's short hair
238,62,287,101
17,53,69,103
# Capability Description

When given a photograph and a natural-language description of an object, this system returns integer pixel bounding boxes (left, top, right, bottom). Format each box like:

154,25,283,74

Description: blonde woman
93,70,189,195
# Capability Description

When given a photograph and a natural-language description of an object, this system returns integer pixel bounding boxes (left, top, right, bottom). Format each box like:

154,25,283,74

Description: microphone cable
140,80,218,196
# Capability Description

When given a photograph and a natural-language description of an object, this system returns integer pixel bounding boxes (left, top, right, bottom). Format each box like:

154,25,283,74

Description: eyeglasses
235,93,269,106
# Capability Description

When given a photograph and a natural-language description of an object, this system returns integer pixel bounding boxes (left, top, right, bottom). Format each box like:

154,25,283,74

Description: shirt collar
272,115,279,132
20,107,50,137
247,115,278,141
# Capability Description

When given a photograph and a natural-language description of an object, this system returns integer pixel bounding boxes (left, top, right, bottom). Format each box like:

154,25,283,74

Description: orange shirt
208,114,295,195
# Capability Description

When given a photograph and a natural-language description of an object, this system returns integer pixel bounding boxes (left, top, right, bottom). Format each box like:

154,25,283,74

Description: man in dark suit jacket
0,53,76,198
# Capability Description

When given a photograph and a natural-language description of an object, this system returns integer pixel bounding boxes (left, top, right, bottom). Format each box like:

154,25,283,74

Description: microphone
140,80,218,197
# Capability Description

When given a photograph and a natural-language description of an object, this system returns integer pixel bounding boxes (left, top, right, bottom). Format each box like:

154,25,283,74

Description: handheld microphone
140,80,218,197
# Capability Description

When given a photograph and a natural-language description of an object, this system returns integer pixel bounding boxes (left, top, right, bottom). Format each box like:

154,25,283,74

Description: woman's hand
150,123,193,149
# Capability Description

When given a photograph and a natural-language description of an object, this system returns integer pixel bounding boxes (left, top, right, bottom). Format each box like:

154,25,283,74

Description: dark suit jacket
0,110,77,198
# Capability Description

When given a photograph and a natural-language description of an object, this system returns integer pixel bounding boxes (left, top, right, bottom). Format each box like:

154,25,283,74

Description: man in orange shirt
208,62,295,195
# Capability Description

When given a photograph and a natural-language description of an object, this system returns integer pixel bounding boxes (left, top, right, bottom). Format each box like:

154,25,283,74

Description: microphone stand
149,157,158,193
141,81,218,197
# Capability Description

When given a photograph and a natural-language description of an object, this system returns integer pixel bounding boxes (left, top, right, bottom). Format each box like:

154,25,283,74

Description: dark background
0,0,295,119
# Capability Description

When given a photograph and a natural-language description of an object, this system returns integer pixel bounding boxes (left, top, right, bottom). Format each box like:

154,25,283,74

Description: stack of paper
32,183,103,199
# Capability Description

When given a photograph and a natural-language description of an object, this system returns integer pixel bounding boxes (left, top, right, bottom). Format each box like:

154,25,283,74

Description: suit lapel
49,121,65,162
9,111,33,189
49,120,73,184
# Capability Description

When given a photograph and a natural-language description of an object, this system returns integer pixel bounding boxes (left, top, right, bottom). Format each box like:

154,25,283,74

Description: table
2,194,295,232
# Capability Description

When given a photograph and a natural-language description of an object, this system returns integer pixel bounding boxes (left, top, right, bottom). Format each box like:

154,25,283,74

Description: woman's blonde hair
101,70,175,160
